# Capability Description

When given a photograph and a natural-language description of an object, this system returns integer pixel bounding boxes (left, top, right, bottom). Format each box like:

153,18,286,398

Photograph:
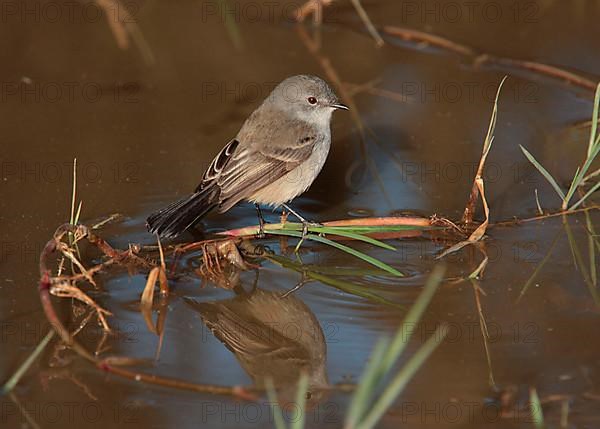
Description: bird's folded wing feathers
196,301,311,362
195,139,240,192
216,124,319,207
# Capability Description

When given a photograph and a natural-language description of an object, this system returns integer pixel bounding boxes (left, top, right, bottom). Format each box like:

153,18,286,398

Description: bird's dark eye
307,96,317,105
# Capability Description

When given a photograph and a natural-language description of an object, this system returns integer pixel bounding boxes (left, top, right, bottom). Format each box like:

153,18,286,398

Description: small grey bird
185,289,329,407
147,74,348,238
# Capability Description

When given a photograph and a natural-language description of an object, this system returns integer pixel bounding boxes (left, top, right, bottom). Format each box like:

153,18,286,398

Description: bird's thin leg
255,203,266,238
281,203,321,238
282,203,308,223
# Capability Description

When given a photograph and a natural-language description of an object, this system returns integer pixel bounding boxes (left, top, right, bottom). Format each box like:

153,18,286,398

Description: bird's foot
301,221,323,239
256,220,267,239
293,221,324,253
255,203,267,239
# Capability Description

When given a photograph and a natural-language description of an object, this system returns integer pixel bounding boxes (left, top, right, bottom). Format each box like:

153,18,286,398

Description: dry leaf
140,267,159,334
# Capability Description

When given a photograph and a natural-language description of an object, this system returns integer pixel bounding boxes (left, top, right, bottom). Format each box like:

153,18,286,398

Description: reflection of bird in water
185,289,329,406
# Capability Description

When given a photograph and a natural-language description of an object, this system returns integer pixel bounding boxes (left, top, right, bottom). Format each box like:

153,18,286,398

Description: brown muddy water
1,1,600,428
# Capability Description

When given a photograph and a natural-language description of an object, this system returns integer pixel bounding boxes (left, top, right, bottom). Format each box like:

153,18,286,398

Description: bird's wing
195,139,240,192
188,299,311,362
216,117,319,208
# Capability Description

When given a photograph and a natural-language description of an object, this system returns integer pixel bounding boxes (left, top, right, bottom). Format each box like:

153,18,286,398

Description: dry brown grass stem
295,0,383,46
382,26,597,93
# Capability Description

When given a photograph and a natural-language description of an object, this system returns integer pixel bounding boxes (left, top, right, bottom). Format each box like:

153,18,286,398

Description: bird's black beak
330,102,349,110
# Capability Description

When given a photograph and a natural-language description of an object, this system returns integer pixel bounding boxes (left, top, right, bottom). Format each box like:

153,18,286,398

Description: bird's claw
301,223,309,238
256,219,266,239
301,221,323,238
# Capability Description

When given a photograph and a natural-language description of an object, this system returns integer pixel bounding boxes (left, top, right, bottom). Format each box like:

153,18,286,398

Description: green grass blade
564,166,582,209
217,0,242,49
307,272,404,308
291,373,309,429
261,222,434,239
560,399,570,429
516,232,560,303
266,255,404,308
359,325,448,429
568,181,600,211
567,83,600,200
585,211,598,286
583,167,600,184
380,265,445,373
564,217,600,305
74,200,83,225
471,279,496,388
7,393,42,429
519,145,565,200
290,265,388,277
276,223,432,234
306,234,403,277
306,226,396,251
588,83,600,158
481,76,507,154
265,378,287,429
280,222,434,250
582,145,600,176
70,158,77,226
269,230,404,277
345,338,390,429
568,143,600,201
529,387,545,428
1,330,55,394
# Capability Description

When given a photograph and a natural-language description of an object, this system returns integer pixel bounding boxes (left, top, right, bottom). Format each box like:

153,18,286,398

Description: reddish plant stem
36,223,262,398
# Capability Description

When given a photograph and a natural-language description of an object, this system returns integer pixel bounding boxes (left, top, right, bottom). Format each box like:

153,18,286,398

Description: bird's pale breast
247,134,331,206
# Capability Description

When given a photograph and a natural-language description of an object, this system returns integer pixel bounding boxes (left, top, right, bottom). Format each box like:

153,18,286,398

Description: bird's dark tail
146,187,219,238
